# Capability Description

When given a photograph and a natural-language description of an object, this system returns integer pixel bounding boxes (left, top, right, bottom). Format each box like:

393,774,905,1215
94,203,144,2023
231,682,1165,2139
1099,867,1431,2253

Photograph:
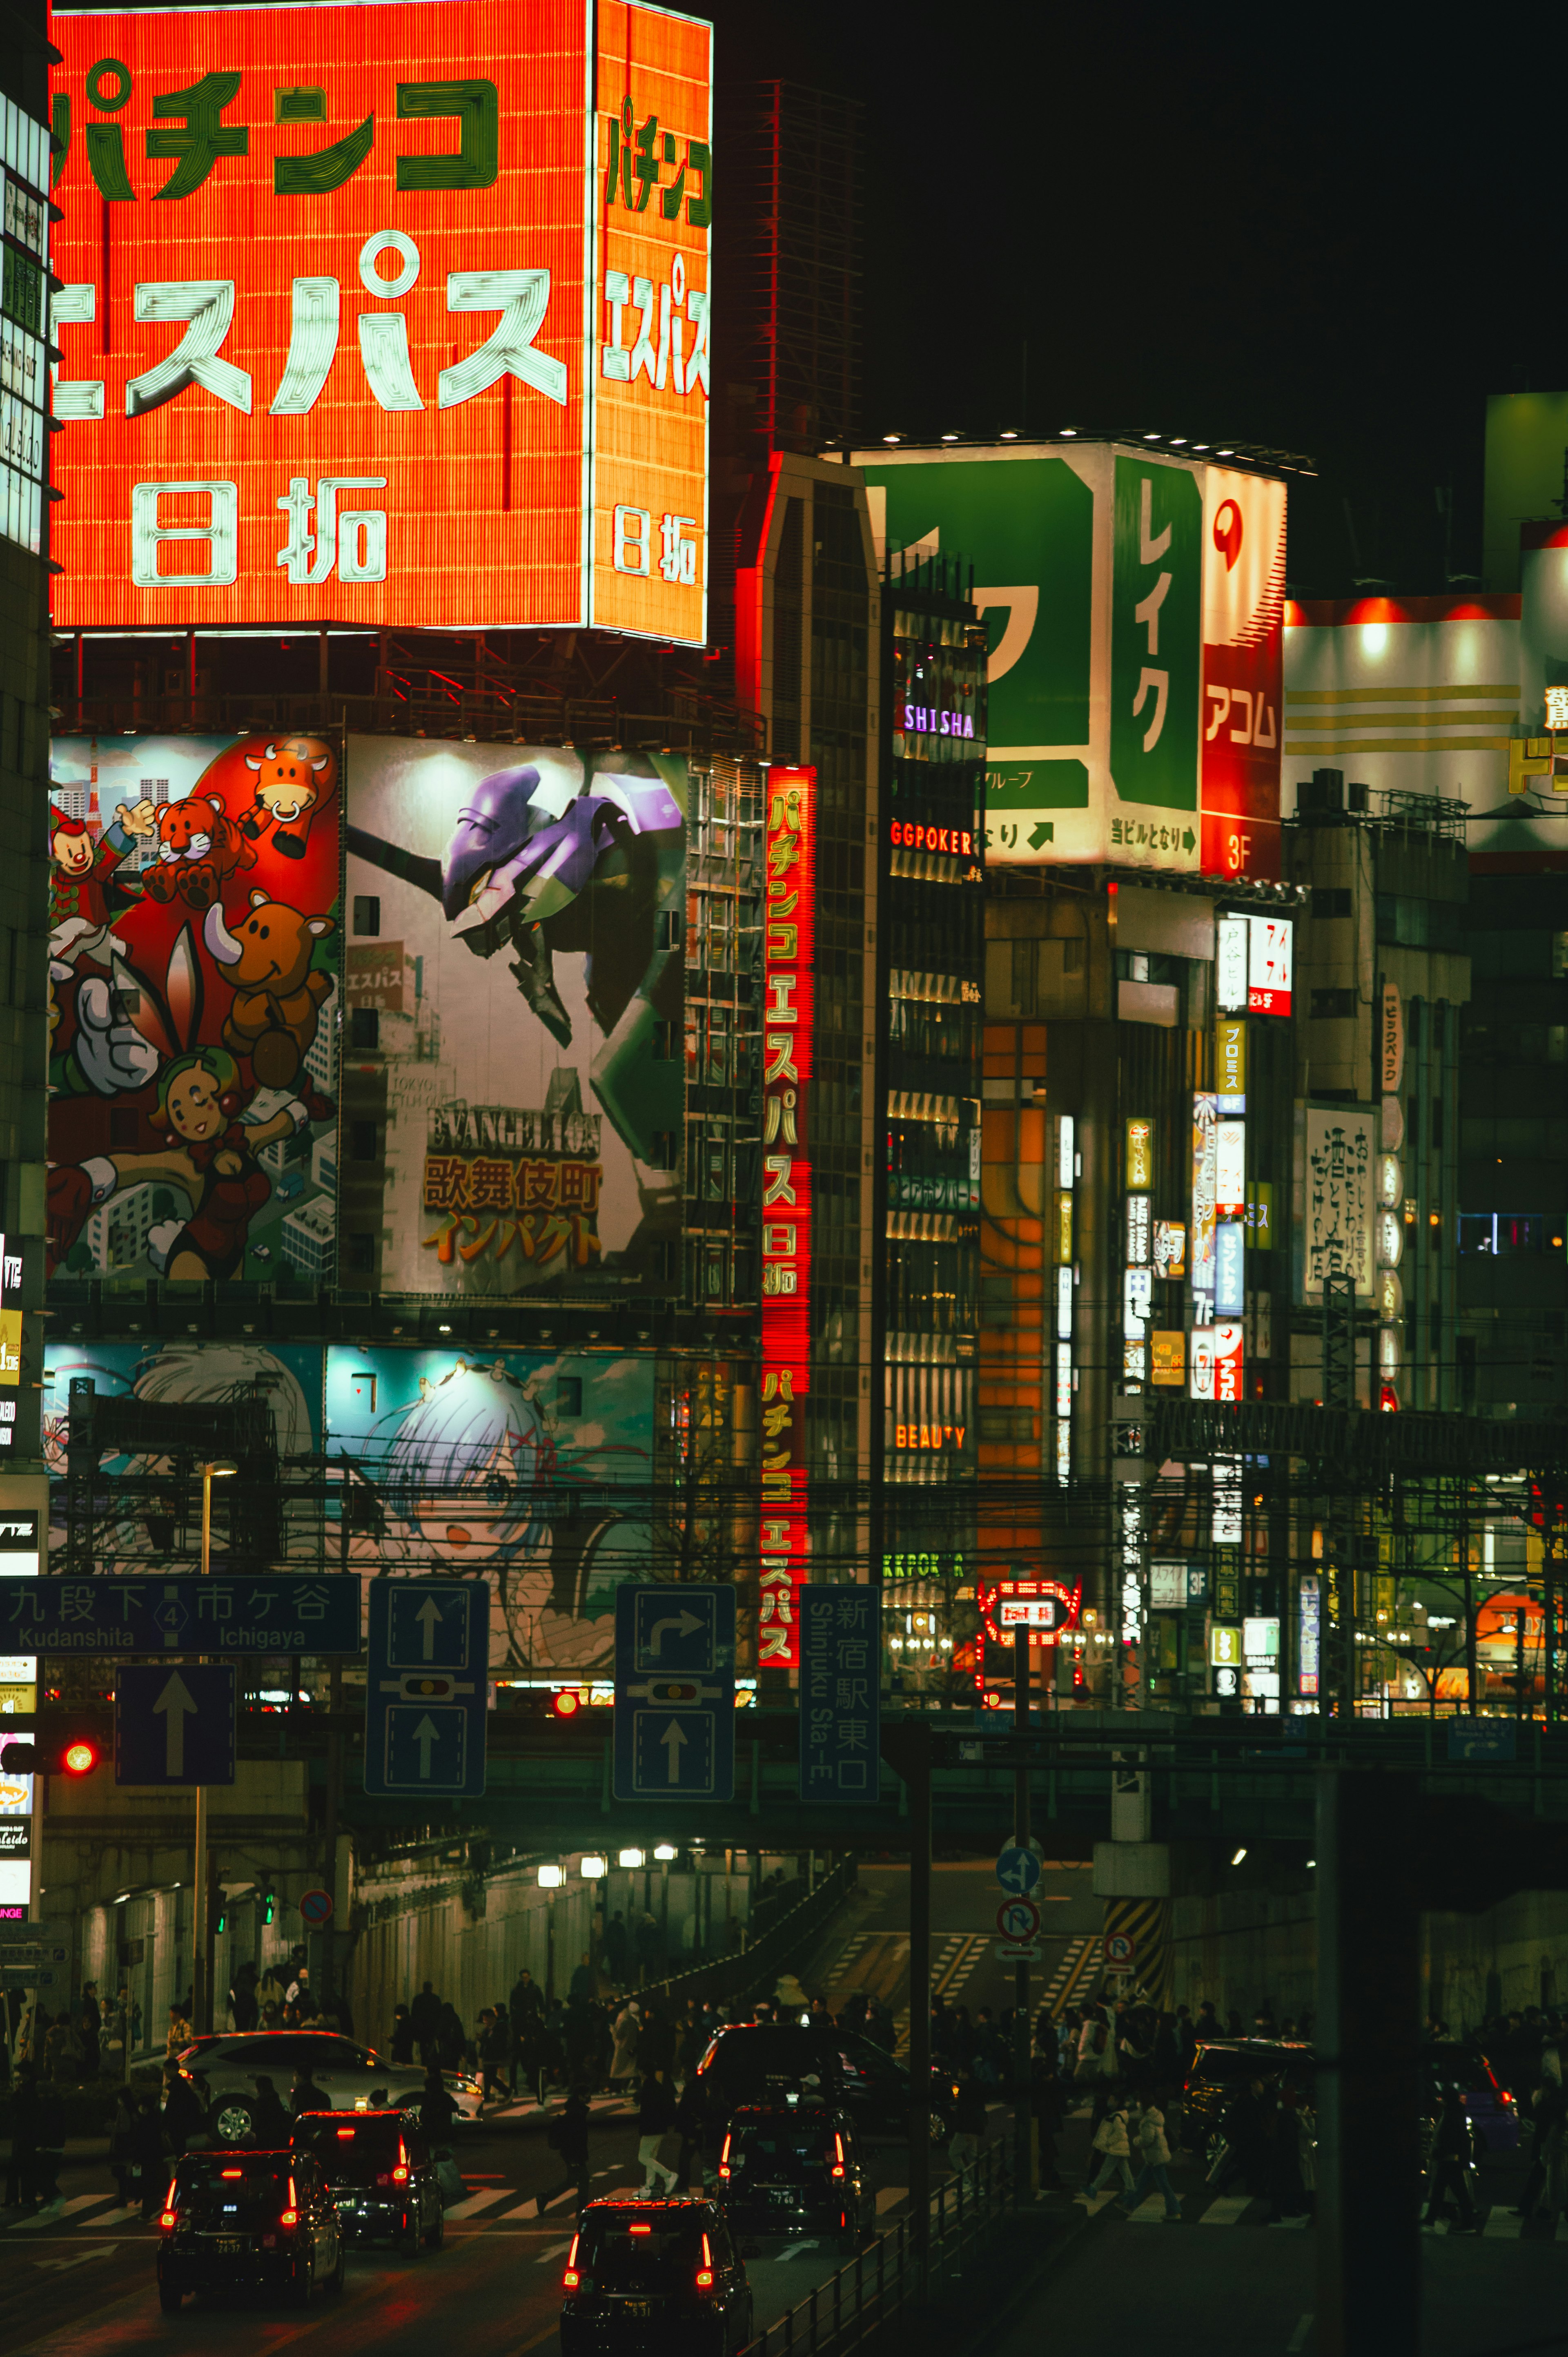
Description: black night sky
708,0,1568,596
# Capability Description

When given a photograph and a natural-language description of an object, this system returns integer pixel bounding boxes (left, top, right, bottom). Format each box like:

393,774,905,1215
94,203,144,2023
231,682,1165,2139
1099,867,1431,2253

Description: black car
695,2024,960,2143
715,2102,875,2248
292,2108,445,2253
157,2148,344,2310
1180,2039,1315,2156
559,2198,753,2356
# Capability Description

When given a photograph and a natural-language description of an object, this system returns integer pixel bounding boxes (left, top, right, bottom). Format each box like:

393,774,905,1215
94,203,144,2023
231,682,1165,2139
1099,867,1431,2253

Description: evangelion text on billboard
48,0,711,641
45,733,340,1284
853,443,1284,879
344,737,684,1295
759,766,816,1670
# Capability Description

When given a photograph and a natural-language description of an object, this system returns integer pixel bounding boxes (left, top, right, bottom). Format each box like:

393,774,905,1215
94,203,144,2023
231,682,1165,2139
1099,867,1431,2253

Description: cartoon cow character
142,792,256,910
204,892,335,1089
239,736,338,861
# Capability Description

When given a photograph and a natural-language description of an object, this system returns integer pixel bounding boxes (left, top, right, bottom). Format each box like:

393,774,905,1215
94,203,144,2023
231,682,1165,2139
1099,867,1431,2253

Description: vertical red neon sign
759,766,815,1670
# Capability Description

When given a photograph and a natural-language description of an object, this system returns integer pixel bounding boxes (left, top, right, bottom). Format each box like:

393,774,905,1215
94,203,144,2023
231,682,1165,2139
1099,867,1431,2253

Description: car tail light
630,2223,651,2235
831,2132,846,2180
696,2231,714,2289
718,2132,732,2180
159,2210,177,2231
221,2169,243,2179
391,2166,409,2183
280,2176,298,2229
563,2232,580,2290
392,2136,409,2183
336,2128,355,2141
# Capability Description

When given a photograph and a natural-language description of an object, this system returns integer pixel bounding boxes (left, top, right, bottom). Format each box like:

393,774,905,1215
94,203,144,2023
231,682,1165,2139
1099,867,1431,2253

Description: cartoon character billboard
343,737,684,1294
43,1338,323,1565
46,734,340,1286
325,1347,652,1669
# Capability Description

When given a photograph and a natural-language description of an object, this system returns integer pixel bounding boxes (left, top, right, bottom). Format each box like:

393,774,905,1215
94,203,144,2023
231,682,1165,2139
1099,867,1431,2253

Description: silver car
175,2031,483,2143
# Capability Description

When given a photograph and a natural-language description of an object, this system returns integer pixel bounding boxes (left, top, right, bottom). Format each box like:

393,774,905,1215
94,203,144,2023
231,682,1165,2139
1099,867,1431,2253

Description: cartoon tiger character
140,792,256,910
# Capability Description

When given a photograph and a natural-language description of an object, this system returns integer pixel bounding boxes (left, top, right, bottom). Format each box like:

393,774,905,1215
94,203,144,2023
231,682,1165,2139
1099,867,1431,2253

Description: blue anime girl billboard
343,737,685,1296
325,1347,653,1670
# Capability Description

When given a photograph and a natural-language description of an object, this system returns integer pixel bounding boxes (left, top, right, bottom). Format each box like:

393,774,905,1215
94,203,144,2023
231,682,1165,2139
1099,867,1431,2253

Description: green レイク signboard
857,441,1207,872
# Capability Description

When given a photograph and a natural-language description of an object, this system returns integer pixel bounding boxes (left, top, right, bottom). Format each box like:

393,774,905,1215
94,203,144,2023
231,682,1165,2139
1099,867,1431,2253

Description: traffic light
0,1731,101,1776
261,1881,276,1926
550,1688,584,1720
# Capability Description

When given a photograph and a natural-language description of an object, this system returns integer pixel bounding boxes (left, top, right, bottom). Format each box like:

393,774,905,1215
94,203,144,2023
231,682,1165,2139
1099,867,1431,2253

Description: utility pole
1013,1626,1032,2195
905,1719,931,2295
192,1456,237,2036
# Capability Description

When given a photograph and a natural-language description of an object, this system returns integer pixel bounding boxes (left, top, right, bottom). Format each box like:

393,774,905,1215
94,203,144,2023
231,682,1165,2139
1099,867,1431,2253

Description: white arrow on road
412,1716,440,1779
415,1597,445,1660
153,1672,198,1777
648,1610,704,1657
659,1719,688,1782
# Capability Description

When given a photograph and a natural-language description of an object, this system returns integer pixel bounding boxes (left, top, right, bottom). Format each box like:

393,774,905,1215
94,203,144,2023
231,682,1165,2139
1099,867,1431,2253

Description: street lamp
193,1460,237,2034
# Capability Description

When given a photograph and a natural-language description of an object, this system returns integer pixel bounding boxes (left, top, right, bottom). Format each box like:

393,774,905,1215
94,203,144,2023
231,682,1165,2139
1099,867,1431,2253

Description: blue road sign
2,1574,361,1657
364,1579,488,1800
996,1844,1042,1897
116,1665,236,1786
1448,1719,1517,1764
798,1586,880,1804
613,1585,735,1802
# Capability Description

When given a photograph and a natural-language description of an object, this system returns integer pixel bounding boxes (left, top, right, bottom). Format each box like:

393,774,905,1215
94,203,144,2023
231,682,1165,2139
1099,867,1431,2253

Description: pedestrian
673,2072,707,2190
1212,2076,1271,2195
1514,2047,1567,2219
1127,2091,1182,2219
538,2083,592,2219
109,2085,138,2206
130,2089,172,2222
1194,2000,1220,2042
230,1963,259,2034
410,1980,442,2065
610,2000,640,2088
165,2002,194,2058
162,2066,208,2155
635,1911,664,1988
603,1912,631,1990
437,2001,469,2072
79,1982,102,2079
637,2066,678,2194
1424,2085,1478,2233
479,2006,513,2105
419,2065,461,2145
1030,2041,1067,2193
6,2062,41,2210
249,2075,293,2147
290,2064,331,2119
1079,2096,1136,2201
947,2066,989,2175
638,2001,676,2078
570,1951,596,2006
390,2003,416,2065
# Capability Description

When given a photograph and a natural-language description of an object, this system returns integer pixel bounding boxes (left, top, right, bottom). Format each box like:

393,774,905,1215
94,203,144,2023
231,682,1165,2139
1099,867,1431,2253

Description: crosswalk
1080,2188,1568,2238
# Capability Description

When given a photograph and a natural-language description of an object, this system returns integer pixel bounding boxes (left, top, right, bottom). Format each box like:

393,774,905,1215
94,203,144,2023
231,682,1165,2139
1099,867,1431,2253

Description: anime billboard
46,734,340,1286
325,1347,653,1669
343,738,684,1294
43,1338,323,1565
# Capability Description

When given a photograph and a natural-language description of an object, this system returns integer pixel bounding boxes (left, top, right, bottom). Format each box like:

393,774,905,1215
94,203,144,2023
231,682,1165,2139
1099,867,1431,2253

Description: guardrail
742,2144,1014,2357
636,1860,858,2017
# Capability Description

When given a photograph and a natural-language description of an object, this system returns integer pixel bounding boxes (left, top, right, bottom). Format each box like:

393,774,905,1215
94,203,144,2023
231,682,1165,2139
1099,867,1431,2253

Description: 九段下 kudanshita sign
48,0,710,640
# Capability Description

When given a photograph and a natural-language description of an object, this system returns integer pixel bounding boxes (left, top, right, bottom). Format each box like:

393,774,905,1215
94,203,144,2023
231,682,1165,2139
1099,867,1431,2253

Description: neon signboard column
759,766,815,1670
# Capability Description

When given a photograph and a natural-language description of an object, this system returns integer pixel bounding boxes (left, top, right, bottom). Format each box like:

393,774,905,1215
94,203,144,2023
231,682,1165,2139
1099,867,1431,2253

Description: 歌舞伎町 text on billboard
45,732,341,1286
47,0,710,641
344,737,685,1295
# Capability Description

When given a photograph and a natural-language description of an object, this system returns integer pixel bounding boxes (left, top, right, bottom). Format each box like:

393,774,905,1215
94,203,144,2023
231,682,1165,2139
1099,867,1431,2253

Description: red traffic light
62,1739,98,1776
1,1733,100,1775
550,1689,583,1719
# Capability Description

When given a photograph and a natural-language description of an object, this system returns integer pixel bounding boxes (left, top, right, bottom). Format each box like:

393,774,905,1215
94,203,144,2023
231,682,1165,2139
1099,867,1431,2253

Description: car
292,2108,446,2254
156,2147,343,2311
559,2198,753,2357
713,2101,875,2248
1179,2039,1314,2157
694,2023,960,2143
173,2030,483,2143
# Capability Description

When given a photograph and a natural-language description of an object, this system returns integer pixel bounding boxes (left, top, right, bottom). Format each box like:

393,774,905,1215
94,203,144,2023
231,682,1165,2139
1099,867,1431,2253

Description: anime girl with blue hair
365,1357,649,1669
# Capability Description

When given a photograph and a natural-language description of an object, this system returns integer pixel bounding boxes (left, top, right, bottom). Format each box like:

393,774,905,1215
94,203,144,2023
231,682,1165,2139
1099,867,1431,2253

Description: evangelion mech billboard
48,0,711,640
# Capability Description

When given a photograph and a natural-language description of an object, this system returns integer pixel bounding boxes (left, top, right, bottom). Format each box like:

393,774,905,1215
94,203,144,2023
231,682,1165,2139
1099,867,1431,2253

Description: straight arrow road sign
115,1666,235,1787
365,1580,488,1799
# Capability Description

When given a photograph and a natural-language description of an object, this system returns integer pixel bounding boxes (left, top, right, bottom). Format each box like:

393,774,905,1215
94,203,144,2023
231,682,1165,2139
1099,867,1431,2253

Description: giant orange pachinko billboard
47,0,711,642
